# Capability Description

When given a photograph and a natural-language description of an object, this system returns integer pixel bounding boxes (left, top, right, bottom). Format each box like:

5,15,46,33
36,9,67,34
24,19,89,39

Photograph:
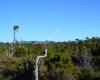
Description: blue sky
0,0,100,42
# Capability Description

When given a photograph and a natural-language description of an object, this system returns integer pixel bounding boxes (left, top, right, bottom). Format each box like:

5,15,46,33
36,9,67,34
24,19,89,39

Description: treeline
0,37,100,80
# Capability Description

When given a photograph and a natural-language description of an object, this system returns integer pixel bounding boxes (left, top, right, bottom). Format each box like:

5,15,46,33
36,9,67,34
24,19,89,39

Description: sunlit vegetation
0,37,100,80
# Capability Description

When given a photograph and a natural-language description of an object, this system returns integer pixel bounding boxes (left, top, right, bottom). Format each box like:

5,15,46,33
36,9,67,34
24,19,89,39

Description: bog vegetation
0,37,100,80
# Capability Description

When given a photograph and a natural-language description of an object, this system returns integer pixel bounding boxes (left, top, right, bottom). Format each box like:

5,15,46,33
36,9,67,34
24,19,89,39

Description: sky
0,0,100,42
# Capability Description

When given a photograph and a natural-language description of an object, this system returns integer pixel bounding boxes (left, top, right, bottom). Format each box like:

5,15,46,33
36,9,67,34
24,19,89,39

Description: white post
35,49,47,80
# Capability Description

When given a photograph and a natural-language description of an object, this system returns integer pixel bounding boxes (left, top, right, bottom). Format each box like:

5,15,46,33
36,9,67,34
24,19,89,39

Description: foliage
0,37,100,80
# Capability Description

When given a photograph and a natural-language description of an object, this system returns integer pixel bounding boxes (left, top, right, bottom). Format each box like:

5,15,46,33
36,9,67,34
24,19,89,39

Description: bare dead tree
80,52,93,69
